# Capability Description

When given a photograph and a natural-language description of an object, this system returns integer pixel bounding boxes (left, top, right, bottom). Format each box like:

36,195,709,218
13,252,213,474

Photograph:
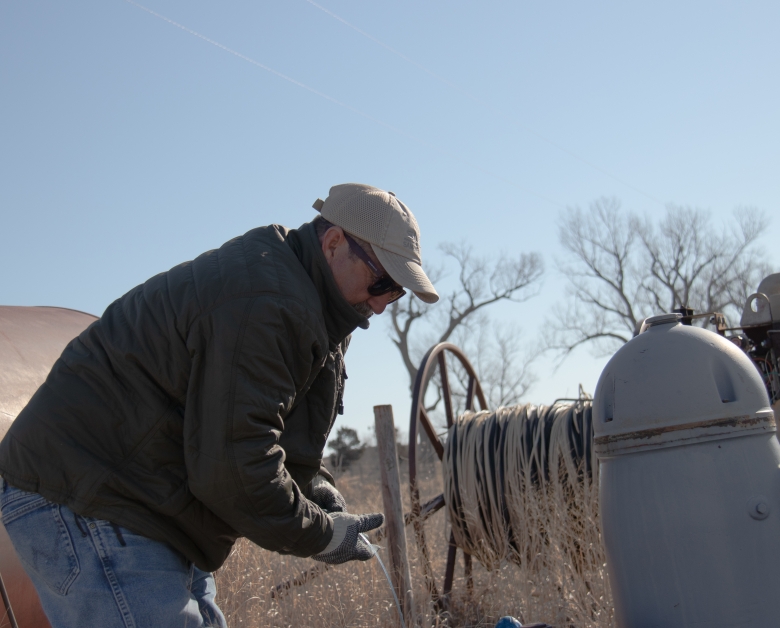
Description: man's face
321,227,397,316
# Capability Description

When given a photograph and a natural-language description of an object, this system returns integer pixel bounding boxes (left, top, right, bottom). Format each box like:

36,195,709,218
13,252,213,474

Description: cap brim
371,246,439,304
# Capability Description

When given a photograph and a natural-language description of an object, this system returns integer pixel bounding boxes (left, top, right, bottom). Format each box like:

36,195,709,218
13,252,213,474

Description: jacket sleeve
183,296,333,557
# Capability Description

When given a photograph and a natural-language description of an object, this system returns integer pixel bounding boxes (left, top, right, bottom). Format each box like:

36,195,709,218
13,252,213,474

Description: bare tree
458,319,539,409
390,241,544,412
549,197,772,359
639,205,770,315
550,198,646,355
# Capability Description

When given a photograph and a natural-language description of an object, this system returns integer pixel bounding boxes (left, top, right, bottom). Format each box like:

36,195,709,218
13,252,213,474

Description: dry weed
214,448,613,627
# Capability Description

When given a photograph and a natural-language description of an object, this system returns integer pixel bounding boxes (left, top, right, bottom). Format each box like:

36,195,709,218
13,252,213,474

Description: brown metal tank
0,306,97,628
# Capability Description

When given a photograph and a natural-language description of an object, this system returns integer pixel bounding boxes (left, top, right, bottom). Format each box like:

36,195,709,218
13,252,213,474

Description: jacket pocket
1,484,80,595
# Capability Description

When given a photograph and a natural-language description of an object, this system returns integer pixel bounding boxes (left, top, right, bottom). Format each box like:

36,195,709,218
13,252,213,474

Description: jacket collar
287,221,369,347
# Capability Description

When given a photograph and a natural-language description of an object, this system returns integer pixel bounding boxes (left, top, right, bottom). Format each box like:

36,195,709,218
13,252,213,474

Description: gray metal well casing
593,317,777,627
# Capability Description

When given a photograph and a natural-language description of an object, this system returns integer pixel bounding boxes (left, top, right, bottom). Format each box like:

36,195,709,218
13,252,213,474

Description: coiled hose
442,401,596,571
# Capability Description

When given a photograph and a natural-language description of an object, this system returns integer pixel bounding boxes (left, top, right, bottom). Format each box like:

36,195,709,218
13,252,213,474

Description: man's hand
310,474,347,513
313,512,384,564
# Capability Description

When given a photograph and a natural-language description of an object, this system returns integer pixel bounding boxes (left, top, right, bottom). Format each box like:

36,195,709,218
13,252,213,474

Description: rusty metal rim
595,412,776,456
597,427,776,459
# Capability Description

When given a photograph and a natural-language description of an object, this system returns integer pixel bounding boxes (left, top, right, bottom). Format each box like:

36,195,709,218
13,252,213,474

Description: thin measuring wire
304,0,664,206
359,533,407,628
122,0,563,208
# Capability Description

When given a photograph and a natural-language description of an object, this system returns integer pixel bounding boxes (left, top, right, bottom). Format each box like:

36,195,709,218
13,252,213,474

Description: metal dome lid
593,314,774,457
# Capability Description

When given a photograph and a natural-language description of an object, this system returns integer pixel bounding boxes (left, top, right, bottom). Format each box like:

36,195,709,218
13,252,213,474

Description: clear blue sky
2,0,778,441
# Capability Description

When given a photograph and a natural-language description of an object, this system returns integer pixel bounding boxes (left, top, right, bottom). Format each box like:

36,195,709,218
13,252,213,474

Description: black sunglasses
343,233,407,304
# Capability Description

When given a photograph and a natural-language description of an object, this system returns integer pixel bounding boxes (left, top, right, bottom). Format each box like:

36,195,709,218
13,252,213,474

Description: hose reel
407,342,596,608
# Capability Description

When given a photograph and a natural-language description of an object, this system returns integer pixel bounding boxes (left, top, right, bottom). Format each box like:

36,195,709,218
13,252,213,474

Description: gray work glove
313,511,384,565
310,474,347,513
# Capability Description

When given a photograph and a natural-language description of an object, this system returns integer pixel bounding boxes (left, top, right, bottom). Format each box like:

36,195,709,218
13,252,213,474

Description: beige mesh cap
312,183,439,303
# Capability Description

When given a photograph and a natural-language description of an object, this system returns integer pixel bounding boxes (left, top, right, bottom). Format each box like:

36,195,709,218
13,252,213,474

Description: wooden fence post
374,404,417,627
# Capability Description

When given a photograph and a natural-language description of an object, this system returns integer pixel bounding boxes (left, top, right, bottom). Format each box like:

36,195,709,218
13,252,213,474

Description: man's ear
321,226,346,259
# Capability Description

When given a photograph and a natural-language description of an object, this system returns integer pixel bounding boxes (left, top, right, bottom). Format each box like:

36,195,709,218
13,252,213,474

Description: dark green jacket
0,222,368,572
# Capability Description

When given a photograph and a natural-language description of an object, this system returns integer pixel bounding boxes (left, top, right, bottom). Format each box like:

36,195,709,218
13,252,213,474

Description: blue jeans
0,479,226,628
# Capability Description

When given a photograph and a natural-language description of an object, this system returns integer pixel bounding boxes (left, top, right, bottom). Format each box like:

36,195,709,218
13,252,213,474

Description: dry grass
214,448,613,627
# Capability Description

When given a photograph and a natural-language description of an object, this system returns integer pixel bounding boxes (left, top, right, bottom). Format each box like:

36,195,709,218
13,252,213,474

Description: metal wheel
408,342,488,609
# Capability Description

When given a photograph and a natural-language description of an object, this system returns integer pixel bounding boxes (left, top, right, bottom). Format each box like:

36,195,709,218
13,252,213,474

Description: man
0,183,438,627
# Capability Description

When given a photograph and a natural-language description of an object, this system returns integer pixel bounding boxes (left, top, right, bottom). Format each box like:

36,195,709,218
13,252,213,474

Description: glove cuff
320,513,349,554
311,474,331,490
